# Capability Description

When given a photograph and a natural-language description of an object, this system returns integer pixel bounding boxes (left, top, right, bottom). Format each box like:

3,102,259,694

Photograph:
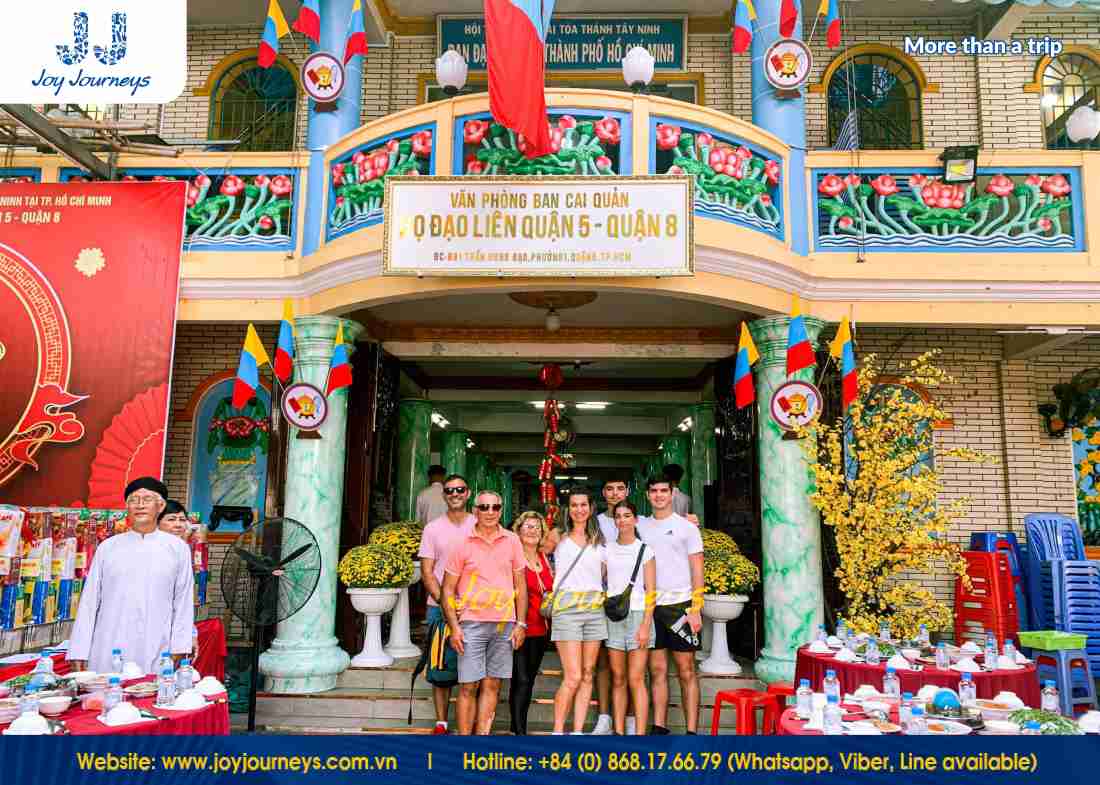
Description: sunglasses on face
443,487,468,495
476,503,502,511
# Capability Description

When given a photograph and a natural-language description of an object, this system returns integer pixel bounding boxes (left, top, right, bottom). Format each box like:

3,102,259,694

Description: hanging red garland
537,363,566,525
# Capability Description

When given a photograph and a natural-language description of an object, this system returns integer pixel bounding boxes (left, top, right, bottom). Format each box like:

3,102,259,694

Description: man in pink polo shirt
442,490,528,735
417,473,474,734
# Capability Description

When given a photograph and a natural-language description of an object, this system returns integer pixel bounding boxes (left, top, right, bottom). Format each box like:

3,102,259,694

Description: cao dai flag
829,316,858,409
485,0,556,159
233,324,272,409
732,0,756,54
274,299,296,385
786,294,816,376
779,0,799,38
325,323,354,396
818,0,841,48
344,0,369,64
259,0,291,69
293,0,321,43
734,322,760,409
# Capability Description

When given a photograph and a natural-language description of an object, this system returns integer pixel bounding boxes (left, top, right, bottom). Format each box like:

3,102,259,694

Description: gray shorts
550,609,608,642
607,610,655,652
457,620,514,683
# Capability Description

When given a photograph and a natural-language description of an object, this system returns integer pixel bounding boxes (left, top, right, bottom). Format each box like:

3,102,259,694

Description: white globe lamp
622,46,655,93
436,50,469,97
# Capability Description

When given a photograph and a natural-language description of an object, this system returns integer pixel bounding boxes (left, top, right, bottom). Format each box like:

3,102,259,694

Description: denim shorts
550,609,608,642
457,620,514,683
606,610,655,652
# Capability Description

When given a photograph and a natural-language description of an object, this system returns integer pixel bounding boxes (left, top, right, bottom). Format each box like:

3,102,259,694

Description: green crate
1018,630,1089,650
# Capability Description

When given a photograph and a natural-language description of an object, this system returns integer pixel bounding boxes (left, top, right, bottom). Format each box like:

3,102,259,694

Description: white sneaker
570,730,585,735
591,714,613,735
625,716,637,735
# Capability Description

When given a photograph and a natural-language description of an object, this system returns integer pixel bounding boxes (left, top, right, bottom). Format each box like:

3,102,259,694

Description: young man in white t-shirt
637,476,704,734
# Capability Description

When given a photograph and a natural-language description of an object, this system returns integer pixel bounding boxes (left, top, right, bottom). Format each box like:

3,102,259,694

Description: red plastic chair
767,681,796,707
955,551,1019,647
711,689,780,735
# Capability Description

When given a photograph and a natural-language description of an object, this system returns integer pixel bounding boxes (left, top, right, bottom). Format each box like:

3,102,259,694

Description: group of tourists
417,469,705,736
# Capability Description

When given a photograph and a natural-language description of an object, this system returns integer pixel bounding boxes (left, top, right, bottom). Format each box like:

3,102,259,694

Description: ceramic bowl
4,711,50,735
901,648,921,661
38,695,72,716
171,689,207,710
122,662,145,680
104,701,142,725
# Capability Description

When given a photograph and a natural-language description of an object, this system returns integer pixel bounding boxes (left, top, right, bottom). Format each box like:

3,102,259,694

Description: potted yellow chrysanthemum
700,544,760,675
367,521,425,659
339,543,414,668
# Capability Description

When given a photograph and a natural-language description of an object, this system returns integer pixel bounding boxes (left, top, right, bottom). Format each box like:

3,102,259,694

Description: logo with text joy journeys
32,10,151,97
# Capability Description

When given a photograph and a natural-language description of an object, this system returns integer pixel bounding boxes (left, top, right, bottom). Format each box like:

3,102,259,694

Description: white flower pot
385,564,421,659
348,587,401,668
697,618,713,660
699,594,747,675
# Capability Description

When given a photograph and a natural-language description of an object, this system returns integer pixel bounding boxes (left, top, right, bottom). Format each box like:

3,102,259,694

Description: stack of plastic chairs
954,550,1019,648
969,532,1028,631
1023,513,1086,630
1038,559,1100,674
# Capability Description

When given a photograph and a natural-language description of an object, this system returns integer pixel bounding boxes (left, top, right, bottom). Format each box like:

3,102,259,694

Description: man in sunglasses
442,491,528,735
418,474,475,733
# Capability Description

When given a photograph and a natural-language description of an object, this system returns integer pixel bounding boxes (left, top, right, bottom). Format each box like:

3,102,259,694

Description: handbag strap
553,541,589,592
626,543,646,587
532,554,550,595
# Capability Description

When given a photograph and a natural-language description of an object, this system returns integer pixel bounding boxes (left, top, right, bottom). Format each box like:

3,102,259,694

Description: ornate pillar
395,400,432,521
748,315,826,684
302,0,365,256
441,429,469,478
260,315,363,693
661,433,691,497
689,403,718,525
467,452,489,497
499,468,513,525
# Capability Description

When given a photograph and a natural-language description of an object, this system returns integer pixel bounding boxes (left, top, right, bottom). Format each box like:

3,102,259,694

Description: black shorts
653,602,701,652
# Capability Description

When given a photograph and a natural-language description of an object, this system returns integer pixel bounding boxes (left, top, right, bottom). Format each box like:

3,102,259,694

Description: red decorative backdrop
0,182,186,506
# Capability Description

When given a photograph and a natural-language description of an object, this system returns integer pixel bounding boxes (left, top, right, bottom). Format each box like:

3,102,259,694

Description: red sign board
0,182,186,507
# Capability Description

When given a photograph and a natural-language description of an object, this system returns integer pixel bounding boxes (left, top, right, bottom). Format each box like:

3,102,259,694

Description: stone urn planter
384,564,422,659
699,593,747,675
348,588,401,668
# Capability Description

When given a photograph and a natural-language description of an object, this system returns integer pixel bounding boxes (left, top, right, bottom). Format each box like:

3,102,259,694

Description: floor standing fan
219,517,321,732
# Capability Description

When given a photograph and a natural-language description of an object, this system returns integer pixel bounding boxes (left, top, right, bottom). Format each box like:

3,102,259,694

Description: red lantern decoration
538,363,564,390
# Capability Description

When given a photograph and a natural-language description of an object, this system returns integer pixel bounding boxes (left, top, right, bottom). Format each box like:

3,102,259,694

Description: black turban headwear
123,476,168,502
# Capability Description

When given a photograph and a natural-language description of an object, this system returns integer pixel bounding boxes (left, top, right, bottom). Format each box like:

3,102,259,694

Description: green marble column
441,429,469,478
748,315,826,684
394,399,432,522
467,452,489,497
689,403,717,525
661,433,691,497
259,315,362,694
499,468,513,525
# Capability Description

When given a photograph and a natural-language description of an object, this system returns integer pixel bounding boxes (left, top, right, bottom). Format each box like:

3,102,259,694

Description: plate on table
123,682,158,698
870,719,902,734
982,720,1020,735
925,720,973,735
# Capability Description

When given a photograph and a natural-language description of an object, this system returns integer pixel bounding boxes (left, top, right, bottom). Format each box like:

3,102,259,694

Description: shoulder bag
603,544,646,622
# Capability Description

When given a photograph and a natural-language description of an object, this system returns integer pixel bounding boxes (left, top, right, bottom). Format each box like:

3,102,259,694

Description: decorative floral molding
457,113,624,176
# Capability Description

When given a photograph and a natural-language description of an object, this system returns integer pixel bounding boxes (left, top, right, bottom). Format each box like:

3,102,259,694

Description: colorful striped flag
779,0,799,38
829,316,858,409
734,322,760,409
786,294,816,376
274,299,295,385
258,0,291,69
343,0,369,64
485,0,556,159
818,0,841,48
325,323,353,395
732,0,756,54
292,0,321,43
232,324,272,409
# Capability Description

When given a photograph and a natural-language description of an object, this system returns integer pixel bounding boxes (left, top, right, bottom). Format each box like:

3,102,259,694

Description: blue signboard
438,15,687,71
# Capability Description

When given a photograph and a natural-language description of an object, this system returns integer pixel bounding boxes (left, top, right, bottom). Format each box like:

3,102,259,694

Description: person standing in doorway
418,474,474,733
509,511,554,735
639,476,704,734
663,464,692,516
442,491,528,735
416,464,448,525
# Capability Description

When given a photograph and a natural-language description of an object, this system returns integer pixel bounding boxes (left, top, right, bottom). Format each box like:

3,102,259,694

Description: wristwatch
516,622,528,629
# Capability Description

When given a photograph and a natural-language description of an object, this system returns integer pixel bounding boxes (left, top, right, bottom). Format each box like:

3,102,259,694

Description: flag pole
263,373,288,520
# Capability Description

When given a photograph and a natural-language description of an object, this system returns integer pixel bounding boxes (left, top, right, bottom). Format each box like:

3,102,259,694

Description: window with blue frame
209,58,298,152
828,53,922,150
1041,53,1100,151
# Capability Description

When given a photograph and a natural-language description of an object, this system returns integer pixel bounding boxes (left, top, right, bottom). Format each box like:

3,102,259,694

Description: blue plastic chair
1024,514,1086,629
1037,560,1100,673
1034,648,1098,716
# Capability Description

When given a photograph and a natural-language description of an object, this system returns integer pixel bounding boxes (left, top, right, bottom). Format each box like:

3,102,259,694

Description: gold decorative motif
74,248,106,278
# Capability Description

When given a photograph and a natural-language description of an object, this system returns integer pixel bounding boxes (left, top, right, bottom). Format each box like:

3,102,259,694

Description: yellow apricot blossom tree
803,350,993,639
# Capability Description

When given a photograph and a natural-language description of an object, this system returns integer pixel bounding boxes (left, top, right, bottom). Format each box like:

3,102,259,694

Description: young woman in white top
605,500,656,735
550,487,608,734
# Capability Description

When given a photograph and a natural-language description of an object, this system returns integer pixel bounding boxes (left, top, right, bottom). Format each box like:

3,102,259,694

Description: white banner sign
382,176,693,277
0,0,186,103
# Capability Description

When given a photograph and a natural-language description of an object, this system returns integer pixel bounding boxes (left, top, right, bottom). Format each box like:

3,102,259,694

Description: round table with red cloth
778,703,897,735
0,618,228,684
794,645,1041,708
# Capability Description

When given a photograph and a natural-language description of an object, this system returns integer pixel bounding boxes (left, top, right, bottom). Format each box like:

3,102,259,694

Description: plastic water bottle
156,668,177,708
823,694,843,735
899,692,914,728
1004,639,1017,663
110,648,124,674
1041,680,1061,714
815,624,827,644
882,666,901,698
879,622,891,643
103,676,122,714
865,638,881,665
33,654,54,674
823,669,841,702
837,619,848,644
935,641,950,670
192,625,199,658
906,705,926,735
796,678,813,720
19,685,39,716
158,651,174,676
958,672,976,704
918,624,930,648
1021,720,1042,735
984,632,998,671
176,659,194,692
